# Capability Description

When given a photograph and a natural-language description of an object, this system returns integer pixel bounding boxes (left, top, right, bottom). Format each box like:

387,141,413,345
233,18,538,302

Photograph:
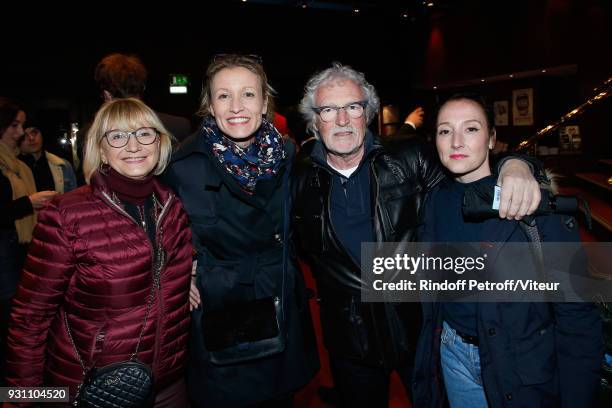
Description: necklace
137,205,147,232
109,191,159,232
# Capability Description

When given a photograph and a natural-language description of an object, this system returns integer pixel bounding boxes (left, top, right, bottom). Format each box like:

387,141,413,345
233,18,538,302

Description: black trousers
330,355,413,408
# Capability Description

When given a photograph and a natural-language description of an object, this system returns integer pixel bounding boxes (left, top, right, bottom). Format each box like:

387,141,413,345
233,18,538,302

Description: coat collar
90,169,173,206
171,132,295,210
172,130,207,161
45,151,66,167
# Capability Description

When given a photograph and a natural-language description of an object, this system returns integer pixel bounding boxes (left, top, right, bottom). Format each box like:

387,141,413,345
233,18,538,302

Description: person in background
292,63,542,407
5,98,193,406
19,126,77,193
412,93,602,407
164,53,319,407
285,105,316,158
402,106,425,132
73,53,193,186
0,97,56,385
389,106,427,141
95,53,192,144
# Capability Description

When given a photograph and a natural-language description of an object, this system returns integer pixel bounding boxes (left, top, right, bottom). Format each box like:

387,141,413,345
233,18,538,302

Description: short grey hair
299,62,380,135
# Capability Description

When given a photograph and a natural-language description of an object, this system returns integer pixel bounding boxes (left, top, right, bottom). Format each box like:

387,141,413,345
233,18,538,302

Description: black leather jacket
291,134,445,367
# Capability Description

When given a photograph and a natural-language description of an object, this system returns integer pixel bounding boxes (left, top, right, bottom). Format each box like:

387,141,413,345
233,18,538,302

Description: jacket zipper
100,191,174,374
152,194,172,375
370,153,397,237
366,155,394,367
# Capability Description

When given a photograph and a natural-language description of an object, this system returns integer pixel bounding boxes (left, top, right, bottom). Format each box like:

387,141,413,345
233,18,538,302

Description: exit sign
170,74,189,94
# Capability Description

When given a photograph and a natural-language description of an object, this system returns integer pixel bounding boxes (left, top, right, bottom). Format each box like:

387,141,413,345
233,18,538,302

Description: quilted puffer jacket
5,170,192,398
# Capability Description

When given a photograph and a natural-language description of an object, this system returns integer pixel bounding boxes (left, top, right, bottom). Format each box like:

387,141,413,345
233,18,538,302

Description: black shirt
18,153,55,192
434,176,496,336
311,135,376,265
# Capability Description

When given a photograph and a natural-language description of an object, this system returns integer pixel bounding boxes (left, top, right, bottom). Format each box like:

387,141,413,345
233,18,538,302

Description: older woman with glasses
164,54,319,407
5,98,193,407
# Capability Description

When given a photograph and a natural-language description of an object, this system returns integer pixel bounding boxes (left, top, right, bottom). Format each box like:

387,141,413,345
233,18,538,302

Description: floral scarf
200,115,286,194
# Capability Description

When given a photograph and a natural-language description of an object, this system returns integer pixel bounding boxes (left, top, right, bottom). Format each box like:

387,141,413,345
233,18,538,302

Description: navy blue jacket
163,132,319,407
412,182,603,408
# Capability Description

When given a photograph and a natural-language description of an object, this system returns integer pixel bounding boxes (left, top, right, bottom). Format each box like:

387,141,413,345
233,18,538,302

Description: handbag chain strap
63,247,161,375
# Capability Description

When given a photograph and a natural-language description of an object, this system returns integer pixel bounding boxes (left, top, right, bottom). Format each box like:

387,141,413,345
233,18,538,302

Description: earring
99,161,110,174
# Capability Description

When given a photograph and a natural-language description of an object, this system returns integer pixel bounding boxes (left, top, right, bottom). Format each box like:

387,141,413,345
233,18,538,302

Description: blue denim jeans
440,321,489,408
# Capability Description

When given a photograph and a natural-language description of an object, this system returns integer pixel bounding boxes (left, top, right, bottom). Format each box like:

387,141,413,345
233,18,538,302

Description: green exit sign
170,74,189,94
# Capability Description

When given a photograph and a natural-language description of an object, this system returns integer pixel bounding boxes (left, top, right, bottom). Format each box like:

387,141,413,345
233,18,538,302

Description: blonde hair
198,54,275,120
82,98,174,183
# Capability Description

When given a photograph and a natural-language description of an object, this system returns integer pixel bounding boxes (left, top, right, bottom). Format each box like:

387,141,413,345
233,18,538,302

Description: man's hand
497,159,541,219
405,107,425,129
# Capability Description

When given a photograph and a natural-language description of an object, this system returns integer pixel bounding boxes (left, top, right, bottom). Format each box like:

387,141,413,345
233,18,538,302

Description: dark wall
2,1,609,159
388,0,611,157
2,3,423,128
416,0,610,93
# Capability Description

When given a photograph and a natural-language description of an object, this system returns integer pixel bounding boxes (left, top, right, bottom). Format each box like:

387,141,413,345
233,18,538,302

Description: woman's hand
29,191,58,209
189,260,201,311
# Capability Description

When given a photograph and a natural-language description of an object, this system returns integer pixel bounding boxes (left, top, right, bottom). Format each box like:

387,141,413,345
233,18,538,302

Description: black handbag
64,247,164,407
73,359,154,408
202,296,286,365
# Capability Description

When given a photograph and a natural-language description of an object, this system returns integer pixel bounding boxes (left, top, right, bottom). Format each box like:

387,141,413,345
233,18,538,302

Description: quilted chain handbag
64,248,166,407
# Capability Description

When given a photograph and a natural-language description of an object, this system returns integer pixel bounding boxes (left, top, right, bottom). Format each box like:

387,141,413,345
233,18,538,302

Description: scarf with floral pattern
200,115,286,194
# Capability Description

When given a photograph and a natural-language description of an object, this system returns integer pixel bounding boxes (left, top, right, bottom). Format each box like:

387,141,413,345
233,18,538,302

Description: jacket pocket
90,329,106,363
512,322,556,385
197,261,244,311
380,184,421,235
189,213,219,247
319,295,369,359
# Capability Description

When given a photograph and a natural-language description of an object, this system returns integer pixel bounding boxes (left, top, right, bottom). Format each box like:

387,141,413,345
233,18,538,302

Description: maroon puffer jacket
5,171,192,398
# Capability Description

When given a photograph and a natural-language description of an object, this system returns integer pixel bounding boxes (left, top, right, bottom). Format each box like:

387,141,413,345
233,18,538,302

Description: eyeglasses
312,100,368,122
104,127,159,148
